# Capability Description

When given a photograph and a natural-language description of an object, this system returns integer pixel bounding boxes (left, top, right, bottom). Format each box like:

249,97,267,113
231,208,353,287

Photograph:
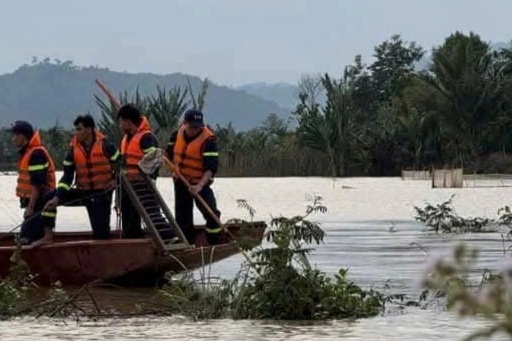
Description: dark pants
174,180,222,245
120,185,143,239
121,181,176,241
48,188,113,240
19,190,56,243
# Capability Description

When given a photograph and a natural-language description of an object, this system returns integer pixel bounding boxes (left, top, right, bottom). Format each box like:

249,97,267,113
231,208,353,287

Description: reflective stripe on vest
71,132,114,190
205,227,222,234
173,126,214,184
16,133,56,198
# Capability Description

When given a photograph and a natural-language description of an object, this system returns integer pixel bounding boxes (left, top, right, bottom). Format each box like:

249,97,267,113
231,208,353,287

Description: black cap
184,110,204,128
117,103,142,125
10,121,34,139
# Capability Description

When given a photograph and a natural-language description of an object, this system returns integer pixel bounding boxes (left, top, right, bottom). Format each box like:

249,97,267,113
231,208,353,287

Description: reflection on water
1,176,512,340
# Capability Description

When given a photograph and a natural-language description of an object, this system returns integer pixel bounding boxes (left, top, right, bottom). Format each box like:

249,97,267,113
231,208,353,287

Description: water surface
0,175,510,340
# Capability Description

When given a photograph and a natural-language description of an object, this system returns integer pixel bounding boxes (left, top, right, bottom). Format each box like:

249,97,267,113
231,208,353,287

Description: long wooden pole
162,156,224,231
95,79,123,232
95,79,121,110
161,155,255,264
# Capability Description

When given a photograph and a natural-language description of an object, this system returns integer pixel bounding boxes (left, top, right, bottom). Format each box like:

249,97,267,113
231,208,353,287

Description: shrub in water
414,195,492,233
161,196,388,320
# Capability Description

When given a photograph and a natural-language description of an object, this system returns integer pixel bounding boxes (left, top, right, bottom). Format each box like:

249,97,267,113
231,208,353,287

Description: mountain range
0,40,509,131
0,61,296,131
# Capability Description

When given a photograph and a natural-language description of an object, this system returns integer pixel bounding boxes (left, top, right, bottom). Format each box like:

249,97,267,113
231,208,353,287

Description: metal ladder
119,173,190,253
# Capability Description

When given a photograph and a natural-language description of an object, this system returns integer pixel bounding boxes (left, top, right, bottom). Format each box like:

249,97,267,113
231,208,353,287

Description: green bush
161,196,388,320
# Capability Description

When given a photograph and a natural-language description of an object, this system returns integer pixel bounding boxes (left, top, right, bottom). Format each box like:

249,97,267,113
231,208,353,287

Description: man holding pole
166,109,223,245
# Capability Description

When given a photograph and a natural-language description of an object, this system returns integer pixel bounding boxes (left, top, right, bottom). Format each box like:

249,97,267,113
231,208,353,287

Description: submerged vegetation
1,187,512,341
413,195,493,233
0,243,71,320
160,196,390,320
414,196,512,339
422,244,512,340
413,194,512,234
0,197,394,322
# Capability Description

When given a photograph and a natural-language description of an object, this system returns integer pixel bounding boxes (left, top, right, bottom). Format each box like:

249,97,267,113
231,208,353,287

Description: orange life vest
173,126,214,184
120,116,153,179
16,132,56,198
71,131,114,190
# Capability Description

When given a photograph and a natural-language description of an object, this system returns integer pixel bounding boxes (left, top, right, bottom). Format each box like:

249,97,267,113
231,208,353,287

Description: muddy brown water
0,175,511,340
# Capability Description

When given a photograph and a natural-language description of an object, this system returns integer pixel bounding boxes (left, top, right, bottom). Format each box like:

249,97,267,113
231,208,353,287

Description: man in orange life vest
166,110,222,245
11,121,56,246
44,115,119,239
118,104,178,242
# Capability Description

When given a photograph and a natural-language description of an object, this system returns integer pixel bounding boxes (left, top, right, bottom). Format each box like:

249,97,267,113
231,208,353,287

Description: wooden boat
0,222,266,287
0,148,267,287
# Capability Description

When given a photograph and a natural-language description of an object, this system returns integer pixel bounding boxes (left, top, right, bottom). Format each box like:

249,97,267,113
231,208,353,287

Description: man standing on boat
166,109,223,245
44,115,119,240
11,121,56,246
117,104,178,243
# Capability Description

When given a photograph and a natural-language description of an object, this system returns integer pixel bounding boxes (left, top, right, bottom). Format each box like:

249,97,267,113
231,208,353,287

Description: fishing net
138,148,164,175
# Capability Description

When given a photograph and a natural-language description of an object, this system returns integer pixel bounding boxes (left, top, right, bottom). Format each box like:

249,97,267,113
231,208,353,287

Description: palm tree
417,32,510,166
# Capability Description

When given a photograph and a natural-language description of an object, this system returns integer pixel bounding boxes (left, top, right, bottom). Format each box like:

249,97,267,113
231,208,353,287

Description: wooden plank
144,175,190,246
119,174,166,253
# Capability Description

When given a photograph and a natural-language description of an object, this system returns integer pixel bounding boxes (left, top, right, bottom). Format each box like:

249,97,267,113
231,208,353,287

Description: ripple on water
0,310,509,341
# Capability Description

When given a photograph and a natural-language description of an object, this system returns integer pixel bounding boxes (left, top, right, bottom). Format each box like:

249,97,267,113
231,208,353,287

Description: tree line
1,31,511,177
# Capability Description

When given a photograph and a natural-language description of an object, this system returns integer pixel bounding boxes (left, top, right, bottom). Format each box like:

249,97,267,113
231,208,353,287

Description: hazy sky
1,0,511,86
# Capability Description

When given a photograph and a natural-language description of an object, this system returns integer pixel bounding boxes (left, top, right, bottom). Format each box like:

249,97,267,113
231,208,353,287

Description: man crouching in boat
44,115,119,240
117,104,178,244
11,121,56,246
166,110,223,246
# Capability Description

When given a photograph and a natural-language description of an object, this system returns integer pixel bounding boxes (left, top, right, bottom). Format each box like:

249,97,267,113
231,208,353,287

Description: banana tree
148,85,188,137
186,77,209,112
295,73,368,177
215,122,242,170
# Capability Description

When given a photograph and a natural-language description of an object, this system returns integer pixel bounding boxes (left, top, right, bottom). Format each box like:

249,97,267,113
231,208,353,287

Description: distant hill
236,80,332,111
0,61,289,131
234,82,299,111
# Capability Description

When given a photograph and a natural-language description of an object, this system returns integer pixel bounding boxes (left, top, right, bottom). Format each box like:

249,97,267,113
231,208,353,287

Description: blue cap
184,110,204,128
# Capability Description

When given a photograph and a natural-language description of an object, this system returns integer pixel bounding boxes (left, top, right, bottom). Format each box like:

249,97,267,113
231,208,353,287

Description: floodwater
0,174,511,340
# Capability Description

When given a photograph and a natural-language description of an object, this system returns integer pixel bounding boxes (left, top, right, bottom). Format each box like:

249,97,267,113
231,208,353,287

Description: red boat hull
0,222,266,287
